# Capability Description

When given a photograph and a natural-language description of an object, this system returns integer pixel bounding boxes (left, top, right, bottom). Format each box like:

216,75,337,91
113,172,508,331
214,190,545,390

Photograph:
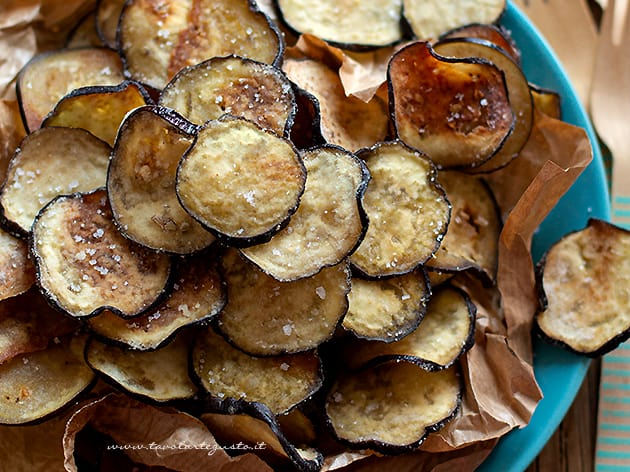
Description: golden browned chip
530,84,562,119
283,58,389,151
96,0,126,49
350,141,451,278
536,219,630,356
440,23,521,64
0,228,35,300
31,189,173,319
389,41,514,169
66,12,104,48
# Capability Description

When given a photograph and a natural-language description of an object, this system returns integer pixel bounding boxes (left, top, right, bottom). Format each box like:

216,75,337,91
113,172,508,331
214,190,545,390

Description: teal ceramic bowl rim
478,2,610,471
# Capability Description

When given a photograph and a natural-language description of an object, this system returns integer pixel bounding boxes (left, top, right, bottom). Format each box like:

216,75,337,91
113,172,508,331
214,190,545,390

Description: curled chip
108,106,216,254
0,229,35,300
440,23,521,64
325,360,461,454
536,219,630,356
350,141,450,278
31,189,173,319
160,55,296,136
96,0,126,49
241,145,369,281
530,84,562,119
176,115,306,246
388,41,514,169
66,12,103,48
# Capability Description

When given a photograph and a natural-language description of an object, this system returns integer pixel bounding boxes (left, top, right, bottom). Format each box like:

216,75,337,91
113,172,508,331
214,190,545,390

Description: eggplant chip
191,327,323,415
325,360,461,454
31,189,173,319
241,145,369,282
160,55,296,136
388,41,514,169
108,106,216,254
217,248,350,356
66,12,104,49
350,141,450,278
0,228,35,300
176,115,306,246
530,84,562,119
440,23,521,64
0,127,111,236
119,0,283,90
17,47,124,132
289,85,325,149
96,0,126,49
536,219,630,357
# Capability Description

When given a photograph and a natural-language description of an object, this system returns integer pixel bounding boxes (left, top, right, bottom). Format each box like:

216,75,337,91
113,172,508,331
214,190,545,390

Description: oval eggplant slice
0,127,111,236
432,38,534,173
324,360,461,454
350,141,451,278
176,115,306,246
342,269,430,342
96,0,126,49
42,81,151,147
217,248,350,356
86,253,225,351
31,189,173,319
119,0,283,90
0,228,35,300
85,333,198,403
241,145,369,282
160,55,296,137
0,333,95,425
276,0,404,49
536,219,630,357
108,106,217,254
16,47,124,132
191,327,323,415
388,41,514,169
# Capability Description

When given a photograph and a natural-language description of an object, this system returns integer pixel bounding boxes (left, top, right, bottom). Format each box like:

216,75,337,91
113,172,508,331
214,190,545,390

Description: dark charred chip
283,58,389,152
217,248,350,356
324,360,461,454
530,84,562,119
0,228,35,300
0,333,95,425
108,106,216,254
536,219,630,356
343,286,476,370
389,41,514,169
241,145,369,281
402,0,506,40
440,23,521,64
85,333,198,403
289,85,325,149
31,189,173,319
176,115,306,246
433,38,534,173
350,141,450,278
425,170,501,284
16,47,124,132
96,0,126,49
0,127,111,236
119,0,283,90
87,254,225,350
276,0,404,49
42,81,150,147
160,55,296,137
342,269,430,342
66,12,104,49
191,327,323,414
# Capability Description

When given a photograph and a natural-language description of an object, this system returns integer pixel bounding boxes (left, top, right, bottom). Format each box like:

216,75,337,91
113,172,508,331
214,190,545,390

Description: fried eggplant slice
217,248,350,356
108,106,216,254
536,219,630,356
283,58,389,152
530,84,562,119
191,327,323,414
85,333,197,403
342,270,430,342
31,189,173,319
433,38,534,172
96,0,126,49
160,55,296,136
66,12,104,48
276,0,404,49
42,81,150,147
350,141,450,278
87,253,225,350
241,145,369,281
0,228,35,300
440,23,521,64
0,127,111,236
389,41,514,169
176,115,306,246
343,286,476,370
289,85,325,149
119,0,283,90
17,47,124,132
325,360,461,454
0,333,95,425
403,0,506,40
425,170,501,284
